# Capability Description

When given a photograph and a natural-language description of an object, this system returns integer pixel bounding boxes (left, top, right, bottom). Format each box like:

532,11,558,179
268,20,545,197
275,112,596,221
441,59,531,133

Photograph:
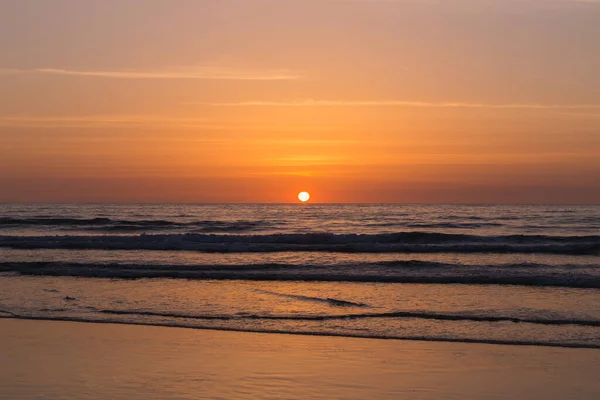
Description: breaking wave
95,308,600,327
0,217,269,233
2,260,599,288
0,232,598,255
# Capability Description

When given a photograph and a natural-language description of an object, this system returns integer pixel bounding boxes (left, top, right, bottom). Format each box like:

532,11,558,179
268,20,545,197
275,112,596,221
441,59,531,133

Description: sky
1,0,599,203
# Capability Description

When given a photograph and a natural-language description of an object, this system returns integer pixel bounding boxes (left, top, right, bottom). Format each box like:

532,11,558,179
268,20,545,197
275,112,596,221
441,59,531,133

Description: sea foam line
95,309,600,327
1,314,598,350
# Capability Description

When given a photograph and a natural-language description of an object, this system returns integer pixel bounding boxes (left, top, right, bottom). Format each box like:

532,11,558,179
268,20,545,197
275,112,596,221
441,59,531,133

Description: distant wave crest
0,232,598,255
0,217,269,233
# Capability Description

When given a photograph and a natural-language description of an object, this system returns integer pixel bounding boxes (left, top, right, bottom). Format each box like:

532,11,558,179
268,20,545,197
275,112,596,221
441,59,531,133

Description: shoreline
1,315,599,350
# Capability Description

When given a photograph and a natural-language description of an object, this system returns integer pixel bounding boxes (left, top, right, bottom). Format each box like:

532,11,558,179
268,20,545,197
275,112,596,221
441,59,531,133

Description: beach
2,204,600,398
2,318,599,400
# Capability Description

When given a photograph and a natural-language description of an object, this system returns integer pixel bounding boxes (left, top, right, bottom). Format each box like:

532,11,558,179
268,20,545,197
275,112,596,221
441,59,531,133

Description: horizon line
1,202,598,206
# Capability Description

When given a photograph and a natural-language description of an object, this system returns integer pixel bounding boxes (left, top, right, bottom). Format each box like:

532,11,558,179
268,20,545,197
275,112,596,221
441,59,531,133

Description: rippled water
1,204,599,348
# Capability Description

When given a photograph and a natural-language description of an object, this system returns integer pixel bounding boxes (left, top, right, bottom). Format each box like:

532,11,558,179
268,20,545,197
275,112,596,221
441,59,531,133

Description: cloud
0,115,334,131
210,100,600,109
560,112,600,117
330,0,600,3
0,67,302,81
328,0,438,3
0,115,209,129
0,69,21,75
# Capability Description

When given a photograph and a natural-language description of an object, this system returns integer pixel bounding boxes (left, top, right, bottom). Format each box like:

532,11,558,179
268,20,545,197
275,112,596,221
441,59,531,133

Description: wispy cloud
331,0,600,3
0,67,302,81
0,115,211,129
210,100,600,109
560,112,600,117
0,115,334,131
0,69,21,75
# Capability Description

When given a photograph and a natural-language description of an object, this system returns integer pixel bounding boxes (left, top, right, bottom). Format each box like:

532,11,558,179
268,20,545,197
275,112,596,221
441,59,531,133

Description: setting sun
298,192,310,202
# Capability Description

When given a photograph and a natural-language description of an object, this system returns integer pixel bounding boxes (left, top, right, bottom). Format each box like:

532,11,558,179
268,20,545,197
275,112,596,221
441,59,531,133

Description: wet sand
1,318,599,400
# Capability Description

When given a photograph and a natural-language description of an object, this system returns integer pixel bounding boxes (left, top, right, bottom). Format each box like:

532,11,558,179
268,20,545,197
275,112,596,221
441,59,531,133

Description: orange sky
1,0,599,203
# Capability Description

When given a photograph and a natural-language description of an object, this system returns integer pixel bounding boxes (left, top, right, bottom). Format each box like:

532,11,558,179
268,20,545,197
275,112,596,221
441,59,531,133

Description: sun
298,191,310,202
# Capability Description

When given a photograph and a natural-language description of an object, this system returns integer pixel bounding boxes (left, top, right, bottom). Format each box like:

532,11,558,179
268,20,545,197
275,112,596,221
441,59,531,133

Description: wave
0,308,19,317
2,261,599,288
0,217,117,226
95,308,600,327
253,289,370,307
1,314,598,350
0,217,268,233
0,232,598,255
405,222,504,229
363,222,504,229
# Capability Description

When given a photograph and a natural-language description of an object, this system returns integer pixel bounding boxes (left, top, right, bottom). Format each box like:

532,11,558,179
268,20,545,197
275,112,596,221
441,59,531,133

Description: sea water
1,204,599,348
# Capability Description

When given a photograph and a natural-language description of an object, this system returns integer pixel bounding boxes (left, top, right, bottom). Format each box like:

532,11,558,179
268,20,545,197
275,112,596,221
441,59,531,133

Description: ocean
1,204,599,349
